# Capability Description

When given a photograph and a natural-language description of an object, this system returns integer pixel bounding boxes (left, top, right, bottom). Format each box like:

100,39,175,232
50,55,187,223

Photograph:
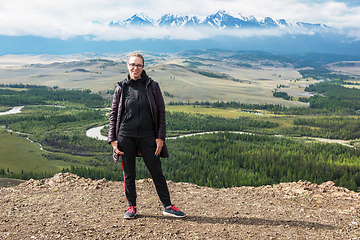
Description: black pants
117,136,171,207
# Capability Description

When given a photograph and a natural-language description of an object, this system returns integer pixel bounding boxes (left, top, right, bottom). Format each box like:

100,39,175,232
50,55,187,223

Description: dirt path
1,173,359,239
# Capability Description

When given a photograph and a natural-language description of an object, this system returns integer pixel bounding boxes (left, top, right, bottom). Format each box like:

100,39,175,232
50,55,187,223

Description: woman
108,52,186,219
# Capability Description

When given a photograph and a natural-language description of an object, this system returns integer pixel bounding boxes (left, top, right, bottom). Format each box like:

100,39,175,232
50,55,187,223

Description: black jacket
108,71,168,163
118,75,155,138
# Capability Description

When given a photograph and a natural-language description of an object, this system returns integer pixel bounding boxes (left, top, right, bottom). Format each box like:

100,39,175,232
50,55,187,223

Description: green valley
0,50,359,191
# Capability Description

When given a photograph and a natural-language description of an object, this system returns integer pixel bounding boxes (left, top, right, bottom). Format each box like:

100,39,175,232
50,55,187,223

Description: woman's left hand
155,138,164,156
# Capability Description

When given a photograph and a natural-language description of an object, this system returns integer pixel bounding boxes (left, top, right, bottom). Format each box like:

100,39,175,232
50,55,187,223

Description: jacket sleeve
154,82,166,140
108,86,121,143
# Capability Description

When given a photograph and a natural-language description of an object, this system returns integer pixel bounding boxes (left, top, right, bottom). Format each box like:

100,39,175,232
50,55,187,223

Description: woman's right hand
110,141,124,155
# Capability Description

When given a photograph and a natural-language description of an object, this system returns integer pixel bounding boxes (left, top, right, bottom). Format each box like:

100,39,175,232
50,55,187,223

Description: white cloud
0,0,359,40
73,23,337,42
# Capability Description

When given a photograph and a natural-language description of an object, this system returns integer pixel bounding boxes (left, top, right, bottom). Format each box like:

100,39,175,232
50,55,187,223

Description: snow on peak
108,10,329,30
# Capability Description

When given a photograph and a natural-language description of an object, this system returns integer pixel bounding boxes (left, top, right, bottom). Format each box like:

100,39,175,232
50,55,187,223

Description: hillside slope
1,173,360,239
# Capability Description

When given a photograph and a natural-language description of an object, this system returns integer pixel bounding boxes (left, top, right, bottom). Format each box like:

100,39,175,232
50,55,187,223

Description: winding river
1,106,46,150
86,126,354,148
86,126,108,141
1,106,355,149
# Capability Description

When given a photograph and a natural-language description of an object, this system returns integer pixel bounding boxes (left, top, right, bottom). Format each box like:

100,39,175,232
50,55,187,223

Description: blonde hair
128,52,144,65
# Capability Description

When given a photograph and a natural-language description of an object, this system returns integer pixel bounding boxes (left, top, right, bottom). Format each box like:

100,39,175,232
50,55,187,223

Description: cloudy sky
0,0,359,41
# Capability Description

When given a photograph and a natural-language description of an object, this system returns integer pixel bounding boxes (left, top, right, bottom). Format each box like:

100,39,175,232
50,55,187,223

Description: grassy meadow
165,105,268,118
165,105,301,133
0,127,93,174
343,84,360,89
0,106,13,112
0,53,314,107
147,62,312,107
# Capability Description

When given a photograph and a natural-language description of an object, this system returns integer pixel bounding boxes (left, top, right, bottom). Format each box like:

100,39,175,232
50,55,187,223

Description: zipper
146,80,155,123
137,80,141,138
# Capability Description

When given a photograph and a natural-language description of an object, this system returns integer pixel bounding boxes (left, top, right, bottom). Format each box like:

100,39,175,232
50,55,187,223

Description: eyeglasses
128,63,144,69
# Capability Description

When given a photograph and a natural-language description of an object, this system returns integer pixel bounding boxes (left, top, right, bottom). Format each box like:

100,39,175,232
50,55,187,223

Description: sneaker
163,205,186,218
124,206,137,219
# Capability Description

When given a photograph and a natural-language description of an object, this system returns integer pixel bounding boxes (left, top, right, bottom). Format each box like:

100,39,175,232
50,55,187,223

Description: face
127,56,144,80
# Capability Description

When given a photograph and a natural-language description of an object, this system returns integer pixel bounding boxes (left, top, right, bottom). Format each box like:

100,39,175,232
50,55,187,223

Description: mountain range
1,10,359,56
109,10,328,30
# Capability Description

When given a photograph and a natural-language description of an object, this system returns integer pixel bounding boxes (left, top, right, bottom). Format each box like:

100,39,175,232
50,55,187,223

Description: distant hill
1,33,360,56
176,49,360,68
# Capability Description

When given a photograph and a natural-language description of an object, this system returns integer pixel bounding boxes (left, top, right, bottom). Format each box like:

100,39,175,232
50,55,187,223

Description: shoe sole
163,211,186,218
124,214,137,219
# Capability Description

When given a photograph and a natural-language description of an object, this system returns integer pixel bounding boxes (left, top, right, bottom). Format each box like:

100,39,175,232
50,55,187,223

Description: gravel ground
1,173,360,239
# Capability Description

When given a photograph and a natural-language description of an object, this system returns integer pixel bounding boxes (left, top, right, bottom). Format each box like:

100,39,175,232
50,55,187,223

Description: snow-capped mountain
201,10,260,28
109,10,329,30
158,14,190,27
110,13,154,27
260,17,278,27
157,14,203,27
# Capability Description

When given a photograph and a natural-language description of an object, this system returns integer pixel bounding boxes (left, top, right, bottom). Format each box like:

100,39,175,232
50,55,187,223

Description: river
85,126,354,148
1,106,354,149
86,126,108,141
0,106,24,115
